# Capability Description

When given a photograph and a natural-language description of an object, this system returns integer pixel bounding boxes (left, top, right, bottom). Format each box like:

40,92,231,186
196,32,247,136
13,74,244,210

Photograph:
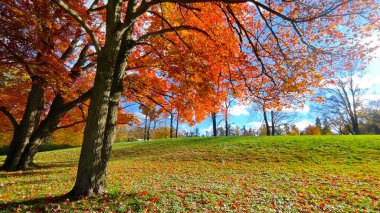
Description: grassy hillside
1,136,379,212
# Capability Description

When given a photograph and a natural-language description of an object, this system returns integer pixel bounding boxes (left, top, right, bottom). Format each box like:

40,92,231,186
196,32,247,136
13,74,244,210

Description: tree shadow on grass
1,178,56,187
0,144,78,156
0,195,68,212
28,161,77,170
0,193,145,212
0,170,56,178
0,159,77,172
0,161,77,178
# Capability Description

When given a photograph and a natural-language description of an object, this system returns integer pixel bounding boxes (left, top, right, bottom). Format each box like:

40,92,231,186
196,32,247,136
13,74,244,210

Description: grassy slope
0,135,379,212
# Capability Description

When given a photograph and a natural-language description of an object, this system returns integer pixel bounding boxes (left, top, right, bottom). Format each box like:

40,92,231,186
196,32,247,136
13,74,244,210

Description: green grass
0,135,379,212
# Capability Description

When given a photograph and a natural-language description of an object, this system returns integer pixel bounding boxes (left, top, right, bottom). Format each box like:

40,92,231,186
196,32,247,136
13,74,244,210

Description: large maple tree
0,0,96,170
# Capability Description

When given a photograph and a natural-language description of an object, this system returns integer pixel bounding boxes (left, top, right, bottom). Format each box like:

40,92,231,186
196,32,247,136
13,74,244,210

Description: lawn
0,135,379,212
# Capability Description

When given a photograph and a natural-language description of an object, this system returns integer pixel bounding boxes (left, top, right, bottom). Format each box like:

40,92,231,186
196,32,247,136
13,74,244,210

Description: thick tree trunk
270,110,275,136
211,112,217,136
352,117,360,135
68,51,116,197
1,80,44,171
68,24,132,197
16,89,92,170
16,95,64,169
94,76,124,193
16,136,48,170
263,108,270,136
94,47,128,193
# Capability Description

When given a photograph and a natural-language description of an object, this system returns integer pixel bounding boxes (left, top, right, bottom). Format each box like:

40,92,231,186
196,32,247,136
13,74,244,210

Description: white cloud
363,92,380,102
282,105,310,114
134,112,145,121
361,33,380,55
354,74,380,90
246,121,262,129
230,104,250,116
294,120,312,130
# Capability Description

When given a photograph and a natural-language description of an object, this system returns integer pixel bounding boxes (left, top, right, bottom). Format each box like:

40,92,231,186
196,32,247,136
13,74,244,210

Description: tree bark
211,112,217,136
16,95,64,169
68,50,116,197
93,40,130,193
15,89,93,170
68,21,132,196
1,80,44,171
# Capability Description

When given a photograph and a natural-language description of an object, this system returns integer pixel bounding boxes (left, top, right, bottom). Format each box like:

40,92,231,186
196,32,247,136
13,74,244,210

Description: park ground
0,135,379,212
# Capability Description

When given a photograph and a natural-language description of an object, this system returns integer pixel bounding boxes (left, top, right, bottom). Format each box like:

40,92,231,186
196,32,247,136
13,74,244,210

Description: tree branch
138,24,211,44
55,120,86,130
137,0,352,24
0,106,19,128
61,88,93,112
53,0,101,53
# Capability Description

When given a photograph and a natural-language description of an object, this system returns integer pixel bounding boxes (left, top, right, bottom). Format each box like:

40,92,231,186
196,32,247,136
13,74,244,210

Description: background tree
359,100,380,134
315,68,367,135
303,125,322,135
321,118,333,135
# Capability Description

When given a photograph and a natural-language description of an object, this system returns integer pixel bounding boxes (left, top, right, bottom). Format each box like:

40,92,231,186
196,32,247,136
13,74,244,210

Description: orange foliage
303,125,322,135
53,125,84,146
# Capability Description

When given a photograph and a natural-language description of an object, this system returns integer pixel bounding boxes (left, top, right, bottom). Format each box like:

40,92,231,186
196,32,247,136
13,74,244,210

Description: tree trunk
152,120,156,131
68,25,132,197
169,112,174,138
263,108,270,136
16,136,48,170
144,114,148,141
225,118,229,136
147,120,151,140
2,80,44,171
211,112,217,136
94,63,125,194
68,50,116,197
352,117,360,135
175,114,179,138
270,110,275,136
16,89,92,170
16,95,64,169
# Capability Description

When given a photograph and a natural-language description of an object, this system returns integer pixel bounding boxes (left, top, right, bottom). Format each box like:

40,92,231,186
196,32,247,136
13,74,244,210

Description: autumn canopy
0,0,378,198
